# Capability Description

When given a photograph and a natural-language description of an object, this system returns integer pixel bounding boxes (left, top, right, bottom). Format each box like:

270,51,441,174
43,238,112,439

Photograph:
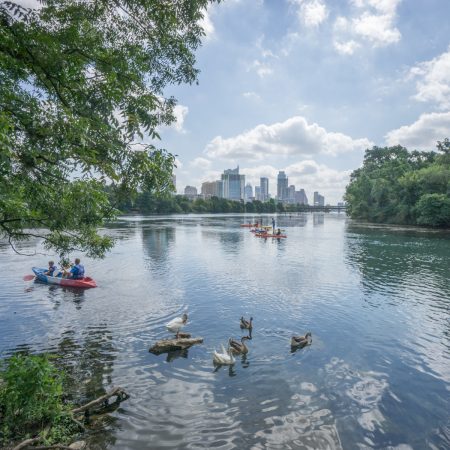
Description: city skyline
156,1,450,204
183,166,324,204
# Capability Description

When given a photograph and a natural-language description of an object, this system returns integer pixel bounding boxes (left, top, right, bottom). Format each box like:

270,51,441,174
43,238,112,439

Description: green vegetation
0,354,79,446
0,0,216,258
345,139,450,227
111,190,327,214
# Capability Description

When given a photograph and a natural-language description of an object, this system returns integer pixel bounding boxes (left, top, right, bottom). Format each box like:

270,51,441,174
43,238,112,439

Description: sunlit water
1,214,449,449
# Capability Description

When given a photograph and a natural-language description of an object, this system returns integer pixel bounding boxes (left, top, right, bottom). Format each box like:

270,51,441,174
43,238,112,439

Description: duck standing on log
166,313,188,338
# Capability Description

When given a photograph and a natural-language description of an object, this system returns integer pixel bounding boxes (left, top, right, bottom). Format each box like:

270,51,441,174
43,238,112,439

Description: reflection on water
1,214,450,449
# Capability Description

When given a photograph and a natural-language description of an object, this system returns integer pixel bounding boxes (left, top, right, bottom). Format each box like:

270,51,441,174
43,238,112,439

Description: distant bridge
284,205,347,213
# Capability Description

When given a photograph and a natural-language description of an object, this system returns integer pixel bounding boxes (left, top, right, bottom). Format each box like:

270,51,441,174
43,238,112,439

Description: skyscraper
294,189,308,205
277,171,288,201
288,185,296,203
255,186,261,201
184,185,197,200
201,180,223,198
244,183,253,201
260,177,269,202
221,166,245,200
313,191,325,206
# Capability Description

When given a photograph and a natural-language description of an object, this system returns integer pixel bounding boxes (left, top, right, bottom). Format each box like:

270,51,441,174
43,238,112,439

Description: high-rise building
244,183,253,201
255,186,261,201
313,191,325,206
288,185,296,203
201,180,223,199
294,189,308,205
260,177,269,202
221,166,245,200
171,174,176,193
184,185,197,200
277,171,288,201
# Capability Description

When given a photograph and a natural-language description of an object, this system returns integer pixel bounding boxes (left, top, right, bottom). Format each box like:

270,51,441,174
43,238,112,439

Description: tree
345,142,450,227
0,0,217,257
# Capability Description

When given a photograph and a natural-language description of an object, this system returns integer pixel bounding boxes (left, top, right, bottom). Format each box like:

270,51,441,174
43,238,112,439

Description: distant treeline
106,189,326,214
345,139,450,228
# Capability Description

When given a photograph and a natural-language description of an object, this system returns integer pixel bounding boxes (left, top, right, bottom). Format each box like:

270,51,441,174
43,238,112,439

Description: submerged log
72,386,129,414
149,337,203,354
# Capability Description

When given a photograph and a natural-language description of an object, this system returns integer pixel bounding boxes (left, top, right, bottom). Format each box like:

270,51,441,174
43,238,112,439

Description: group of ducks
165,314,312,366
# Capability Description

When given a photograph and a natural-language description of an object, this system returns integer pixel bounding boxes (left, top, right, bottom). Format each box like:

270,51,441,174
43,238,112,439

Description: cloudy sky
157,0,450,203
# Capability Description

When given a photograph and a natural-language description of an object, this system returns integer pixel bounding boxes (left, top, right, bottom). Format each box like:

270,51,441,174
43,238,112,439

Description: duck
213,344,235,365
291,332,312,348
228,336,251,355
166,313,188,338
240,316,253,330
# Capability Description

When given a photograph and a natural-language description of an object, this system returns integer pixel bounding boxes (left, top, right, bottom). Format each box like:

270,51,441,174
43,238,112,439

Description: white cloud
242,91,261,101
171,104,189,133
409,46,450,109
290,0,329,28
250,59,274,78
204,116,373,161
385,112,450,150
242,161,351,204
199,9,215,41
333,0,401,55
189,157,212,170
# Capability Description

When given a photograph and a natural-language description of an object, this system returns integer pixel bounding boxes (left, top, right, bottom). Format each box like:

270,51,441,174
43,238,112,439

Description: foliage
0,0,216,257
0,354,77,445
111,190,326,215
345,140,450,227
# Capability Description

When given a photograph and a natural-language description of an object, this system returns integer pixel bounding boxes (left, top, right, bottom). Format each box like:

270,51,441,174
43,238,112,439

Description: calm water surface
1,214,449,449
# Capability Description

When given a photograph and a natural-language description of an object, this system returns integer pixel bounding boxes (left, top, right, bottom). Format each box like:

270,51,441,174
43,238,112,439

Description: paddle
23,274,35,281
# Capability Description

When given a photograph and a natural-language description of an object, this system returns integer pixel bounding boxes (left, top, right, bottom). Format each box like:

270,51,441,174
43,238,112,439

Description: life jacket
72,264,85,279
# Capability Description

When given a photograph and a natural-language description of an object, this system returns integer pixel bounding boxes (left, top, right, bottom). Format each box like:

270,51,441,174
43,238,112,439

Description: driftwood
11,388,128,450
149,337,203,354
72,386,128,414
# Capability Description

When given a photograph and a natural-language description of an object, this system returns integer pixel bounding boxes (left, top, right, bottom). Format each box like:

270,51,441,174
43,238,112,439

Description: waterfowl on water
229,336,251,355
213,344,235,365
240,316,253,330
166,313,188,338
291,332,312,348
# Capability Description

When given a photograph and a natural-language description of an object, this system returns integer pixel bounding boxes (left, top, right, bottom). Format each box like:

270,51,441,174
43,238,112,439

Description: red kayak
32,267,97,288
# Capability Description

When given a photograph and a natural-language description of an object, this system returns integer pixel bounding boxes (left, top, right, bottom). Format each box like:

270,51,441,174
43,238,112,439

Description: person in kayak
276,228,282,236
64,258,85,279
44,260,58,276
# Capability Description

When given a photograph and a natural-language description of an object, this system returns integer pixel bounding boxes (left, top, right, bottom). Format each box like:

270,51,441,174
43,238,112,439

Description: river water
1,214,449,449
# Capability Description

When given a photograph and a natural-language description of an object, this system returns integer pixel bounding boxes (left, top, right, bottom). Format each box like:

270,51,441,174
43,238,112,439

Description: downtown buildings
184,167,326,205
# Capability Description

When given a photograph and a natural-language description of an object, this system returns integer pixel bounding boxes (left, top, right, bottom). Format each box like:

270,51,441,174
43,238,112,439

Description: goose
240,316,253,330
229,336,251,355
291,332,312,348
166,313,188,338
213,344,235,365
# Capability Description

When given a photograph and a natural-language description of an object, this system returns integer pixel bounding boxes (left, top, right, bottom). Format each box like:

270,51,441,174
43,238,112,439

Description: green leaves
345,143,450,227
0,0,217,257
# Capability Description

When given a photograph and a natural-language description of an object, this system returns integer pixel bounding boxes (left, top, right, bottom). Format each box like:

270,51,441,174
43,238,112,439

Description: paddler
64,258,85,280
44,260,58,276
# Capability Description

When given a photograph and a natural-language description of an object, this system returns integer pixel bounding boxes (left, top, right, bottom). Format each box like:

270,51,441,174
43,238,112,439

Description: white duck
213,344,235,365
166,313,188,338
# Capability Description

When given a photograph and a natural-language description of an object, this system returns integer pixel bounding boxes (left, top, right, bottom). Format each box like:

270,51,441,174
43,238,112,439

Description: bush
0,354,75,445
416,194,450,227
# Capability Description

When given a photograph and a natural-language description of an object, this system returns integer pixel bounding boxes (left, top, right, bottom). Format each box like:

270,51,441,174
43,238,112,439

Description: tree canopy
345,140,450,227
0,0,216,257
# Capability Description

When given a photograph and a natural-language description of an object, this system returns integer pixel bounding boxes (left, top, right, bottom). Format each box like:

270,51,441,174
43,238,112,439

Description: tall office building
221,166,245,200
244,183,253,201
288,185,296,203
260,177,269,202
255,186,261,201
313,191,325,206
277,171,288,201
294,189,308,205
184,185,197,200
201,180,223,199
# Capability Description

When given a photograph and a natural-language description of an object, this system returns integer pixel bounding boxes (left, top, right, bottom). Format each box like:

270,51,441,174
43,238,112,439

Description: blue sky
159,0,450,203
